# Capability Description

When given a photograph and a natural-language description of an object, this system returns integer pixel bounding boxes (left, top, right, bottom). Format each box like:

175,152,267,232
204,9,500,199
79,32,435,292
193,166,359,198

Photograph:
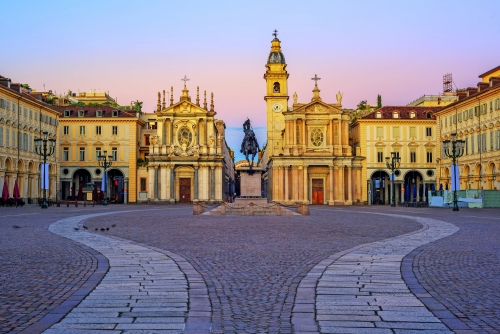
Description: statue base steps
204,202,300,216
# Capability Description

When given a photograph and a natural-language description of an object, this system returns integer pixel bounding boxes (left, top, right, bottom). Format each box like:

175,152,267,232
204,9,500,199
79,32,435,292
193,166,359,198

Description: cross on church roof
273,29,278,38
181,75,190,86
311,74,321,86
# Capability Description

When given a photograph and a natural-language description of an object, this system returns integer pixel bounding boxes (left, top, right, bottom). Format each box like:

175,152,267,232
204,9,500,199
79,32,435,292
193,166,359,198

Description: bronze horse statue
240,118,260,174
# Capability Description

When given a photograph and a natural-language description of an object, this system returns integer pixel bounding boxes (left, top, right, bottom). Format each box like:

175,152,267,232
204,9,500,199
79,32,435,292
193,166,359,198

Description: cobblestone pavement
312,213,458,333
84,206,421,333
44,211,189,334
3,204,500,334
0,205,138,334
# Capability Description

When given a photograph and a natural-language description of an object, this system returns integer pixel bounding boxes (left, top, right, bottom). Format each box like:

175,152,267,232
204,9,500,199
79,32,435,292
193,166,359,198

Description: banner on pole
101,172,107,192
451,164,460,191
41,163,49,190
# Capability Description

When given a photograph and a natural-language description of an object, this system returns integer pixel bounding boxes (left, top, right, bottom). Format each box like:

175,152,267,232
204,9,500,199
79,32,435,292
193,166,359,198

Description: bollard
66,200,69,207
276,203,281,216
84,201,86,207
221,202,226,215
57,201,60,207
249,203,254,215
302,202,310,215
75,201,78,207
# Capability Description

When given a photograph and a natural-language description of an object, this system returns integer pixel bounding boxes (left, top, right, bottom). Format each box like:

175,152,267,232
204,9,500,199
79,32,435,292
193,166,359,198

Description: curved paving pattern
310,214,459,333
45,212,189,333
83,207,422,333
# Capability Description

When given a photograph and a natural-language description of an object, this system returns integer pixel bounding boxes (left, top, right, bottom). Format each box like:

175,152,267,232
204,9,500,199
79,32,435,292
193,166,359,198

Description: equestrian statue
240,118,260,175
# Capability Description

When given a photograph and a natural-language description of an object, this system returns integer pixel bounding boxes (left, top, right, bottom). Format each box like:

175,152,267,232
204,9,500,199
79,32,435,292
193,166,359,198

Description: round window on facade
427,170,434,177
394,170,401,177
95,169,101,175
63,168,69,175
310,128,324,147
178,126,193,147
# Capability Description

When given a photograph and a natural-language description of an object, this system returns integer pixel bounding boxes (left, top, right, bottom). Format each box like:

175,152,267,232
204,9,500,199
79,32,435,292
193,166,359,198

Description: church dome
267,37,286,64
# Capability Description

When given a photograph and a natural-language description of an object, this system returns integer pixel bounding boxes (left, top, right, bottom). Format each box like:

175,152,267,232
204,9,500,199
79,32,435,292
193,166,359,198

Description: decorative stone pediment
424,142,436,147
408,142,419,147
374,142,386,147
391,142,402,147
77,141,87,146
291,100,340,114
109,141,120,146
168,144,200,157
93,141,104,146
61,141,71,146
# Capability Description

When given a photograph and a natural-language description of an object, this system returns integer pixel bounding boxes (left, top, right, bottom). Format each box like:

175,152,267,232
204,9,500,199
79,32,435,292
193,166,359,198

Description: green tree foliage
68,101,86,107
377,94,382,109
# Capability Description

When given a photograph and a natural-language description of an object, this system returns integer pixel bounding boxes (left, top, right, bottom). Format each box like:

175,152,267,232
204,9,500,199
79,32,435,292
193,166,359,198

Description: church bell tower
264,30,289,157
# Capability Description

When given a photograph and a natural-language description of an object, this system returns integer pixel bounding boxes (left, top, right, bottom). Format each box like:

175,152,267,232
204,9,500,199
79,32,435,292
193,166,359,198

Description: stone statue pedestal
235,166,268,205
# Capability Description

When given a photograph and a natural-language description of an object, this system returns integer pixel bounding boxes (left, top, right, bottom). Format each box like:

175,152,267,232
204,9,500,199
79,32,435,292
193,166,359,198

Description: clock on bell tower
264,30,289,158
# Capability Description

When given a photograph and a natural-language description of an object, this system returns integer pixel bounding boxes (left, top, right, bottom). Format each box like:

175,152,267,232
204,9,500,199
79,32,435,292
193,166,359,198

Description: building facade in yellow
56,106,144,203
407,93,457,107
0,76,59,202
261,33,363,205
351,106,441,204
435,65,500,190
137,83,234,203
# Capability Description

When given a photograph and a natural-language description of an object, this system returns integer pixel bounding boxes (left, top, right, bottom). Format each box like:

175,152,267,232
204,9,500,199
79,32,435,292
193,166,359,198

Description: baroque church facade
261,34,364,205
140,82,234,203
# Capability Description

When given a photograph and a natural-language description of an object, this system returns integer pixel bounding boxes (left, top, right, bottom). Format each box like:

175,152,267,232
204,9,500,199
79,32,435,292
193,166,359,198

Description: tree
377,94,382,109
357,100,368,111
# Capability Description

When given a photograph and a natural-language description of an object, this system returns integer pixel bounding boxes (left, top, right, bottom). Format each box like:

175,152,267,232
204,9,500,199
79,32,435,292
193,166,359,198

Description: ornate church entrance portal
179,178,191,203
312,179,324,204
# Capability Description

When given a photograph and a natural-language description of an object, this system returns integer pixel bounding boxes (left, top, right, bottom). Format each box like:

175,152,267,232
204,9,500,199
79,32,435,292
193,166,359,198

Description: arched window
273,82,280,93
376,111,382,119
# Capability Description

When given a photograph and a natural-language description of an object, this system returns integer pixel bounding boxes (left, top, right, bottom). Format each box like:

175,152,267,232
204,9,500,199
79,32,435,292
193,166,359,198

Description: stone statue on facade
336,91,343,104
240,118,260,175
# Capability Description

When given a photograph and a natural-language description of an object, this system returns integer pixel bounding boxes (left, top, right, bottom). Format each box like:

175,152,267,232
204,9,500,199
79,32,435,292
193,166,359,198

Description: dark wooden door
179,178,191,203
312,179,324,204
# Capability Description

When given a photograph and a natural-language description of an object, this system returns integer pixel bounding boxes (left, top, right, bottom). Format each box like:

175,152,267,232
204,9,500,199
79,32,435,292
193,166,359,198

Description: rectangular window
145,135,150,146
0,126,3,146
111,147,118,161
112,126,118,135
426,150,433,163
6,128,9,147
23,133,28,151
377,150,383,163
79,147,85,161
497,130,500,150
96,126,102,135
469,109,473,118
393,127,400,138
471,135,474,153
29,109,32,118
491,131,494,150
35,112,38,121
79,126,85,135
410,149,416,163
23,107,27,116
445,118,448,127
140,178,147,192
63,148,69,161
465,137,468,155
394,149,400,158
477,134,481,153
458,113,462,122
483,133,487,152
376,127,383,138
12,130,15,149
96,147,102,159
426,127,432,137
409,127,416,138
490,101,493,112
463,110,467,120
63,126,69,135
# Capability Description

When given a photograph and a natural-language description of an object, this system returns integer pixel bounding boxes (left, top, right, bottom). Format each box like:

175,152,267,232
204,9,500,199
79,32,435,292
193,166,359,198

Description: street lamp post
98,150,113,206
443,133,465,211
385,152,401,207
34,131,56,209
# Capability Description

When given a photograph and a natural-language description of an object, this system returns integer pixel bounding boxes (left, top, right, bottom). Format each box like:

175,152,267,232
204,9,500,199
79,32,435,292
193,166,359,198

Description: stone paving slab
44,212,189,333
314,214,459,333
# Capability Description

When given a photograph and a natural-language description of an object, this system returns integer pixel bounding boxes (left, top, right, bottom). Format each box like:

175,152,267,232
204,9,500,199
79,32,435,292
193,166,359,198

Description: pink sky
1,1,499,160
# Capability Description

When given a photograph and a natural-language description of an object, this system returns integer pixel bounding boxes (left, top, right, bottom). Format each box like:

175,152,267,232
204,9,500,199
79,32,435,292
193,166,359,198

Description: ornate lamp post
98,150,113,206
385,152,401,207
34,131,56,209
443,133,465,211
